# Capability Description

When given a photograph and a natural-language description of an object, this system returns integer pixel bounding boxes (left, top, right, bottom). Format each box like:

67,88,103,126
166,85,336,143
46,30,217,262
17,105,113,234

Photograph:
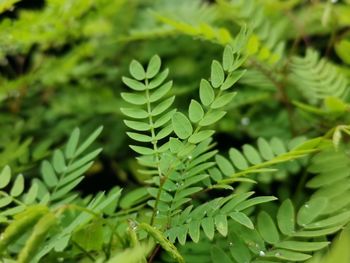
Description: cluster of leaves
1,0,350,262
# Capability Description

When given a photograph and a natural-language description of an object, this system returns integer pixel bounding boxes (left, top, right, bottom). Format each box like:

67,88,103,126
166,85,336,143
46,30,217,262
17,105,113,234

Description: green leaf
149,68,169,89
189,100,204,123
305,211,350,229
188,220,201,243
151,96,175,116
257,138,275,160
120,188,149,209
215,214,228,236
172,112,193,140
235,196,277,211
124,120,150,131
221,70,246,90
230,211,254,229
10,174,24,197
52,150,66,173
66,148,102,173
130,145,154,155
65,128,80,159
0,165,11,189
229,148,248,170
121,92,147,105
169,138,183,153
122,77,146,91
149,81,172,102
199,111,226,126
24,182,39,204
41,161,58,188
188,130,215,144
297,197,328,226
121,107,148,119
266,249,311,261
127,132,152,142
75,126,103,156
51,177,84,200
201,217,215,239
211,60,225,88
146,55,161,79
276,241,329,252
156,125,173,140
277,199,295,236
216,154,234,176
129,60,146,80
293,225,342,237
223,45,234,71
242,144,262,165
258,211,279,244
200,79,215,106
211,92,236,109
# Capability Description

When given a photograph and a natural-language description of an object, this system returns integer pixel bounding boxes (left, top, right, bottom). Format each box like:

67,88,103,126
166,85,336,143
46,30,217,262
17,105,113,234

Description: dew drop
259,251,265,257
275,252,281,257
188,155,192,160
304,204,309,208
156,210,160,215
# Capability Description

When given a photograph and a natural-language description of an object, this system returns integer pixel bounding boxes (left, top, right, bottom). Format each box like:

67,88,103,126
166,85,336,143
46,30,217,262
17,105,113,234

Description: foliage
1,0,350,262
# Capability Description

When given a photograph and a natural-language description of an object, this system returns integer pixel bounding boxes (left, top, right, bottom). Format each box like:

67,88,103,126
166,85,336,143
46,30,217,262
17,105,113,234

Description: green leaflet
0,166,11,189
211,92,236,109
129,60,146,81
199,111,226,126
199,79,215,106
277,199,295,236
297,197,328,226
229,211,254,229
265,249,311,261
215,154,235,176
146,55,161,79
172,112,193,139
211,60,225,88
41,161,58,188
122,77,147,91
222,45,234,71
10,174,24,197
189,100,204,123
276,241,329,252
65,128,80,159
257,211,280,244
220,70,245,91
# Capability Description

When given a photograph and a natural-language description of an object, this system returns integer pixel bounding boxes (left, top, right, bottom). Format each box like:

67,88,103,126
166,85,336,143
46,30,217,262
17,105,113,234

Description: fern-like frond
289,49,350,104
213,136,321,186
0,127,103,219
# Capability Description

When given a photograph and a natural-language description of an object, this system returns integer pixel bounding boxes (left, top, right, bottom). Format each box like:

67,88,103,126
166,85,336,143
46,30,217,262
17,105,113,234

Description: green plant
1,26,350,262
1,0,350,262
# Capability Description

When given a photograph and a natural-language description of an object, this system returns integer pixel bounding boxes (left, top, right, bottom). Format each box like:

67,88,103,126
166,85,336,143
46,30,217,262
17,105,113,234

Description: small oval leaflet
129,60,146,80
172,112,193,140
